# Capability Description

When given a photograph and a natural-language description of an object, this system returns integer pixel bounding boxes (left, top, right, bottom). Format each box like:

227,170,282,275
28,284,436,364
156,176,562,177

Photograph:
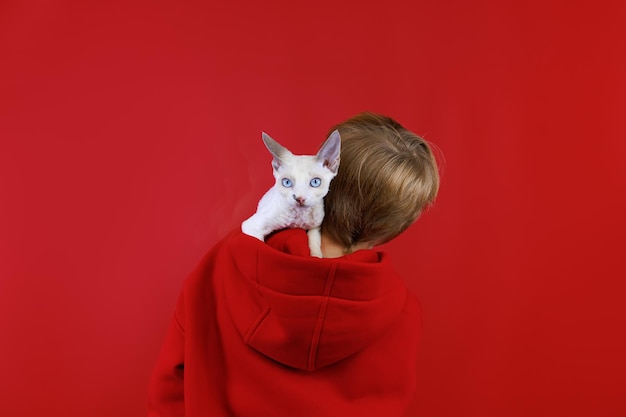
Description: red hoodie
148,229,422,417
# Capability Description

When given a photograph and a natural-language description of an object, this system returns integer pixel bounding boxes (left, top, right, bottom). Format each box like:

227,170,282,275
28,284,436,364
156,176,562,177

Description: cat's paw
241,220,265,241
307,228,323,258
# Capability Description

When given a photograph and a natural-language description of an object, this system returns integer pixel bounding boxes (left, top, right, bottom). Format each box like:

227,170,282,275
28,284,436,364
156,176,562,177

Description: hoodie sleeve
147,293,185,417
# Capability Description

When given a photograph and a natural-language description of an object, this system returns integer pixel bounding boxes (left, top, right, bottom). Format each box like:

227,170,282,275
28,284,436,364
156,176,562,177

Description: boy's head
321,112,440,250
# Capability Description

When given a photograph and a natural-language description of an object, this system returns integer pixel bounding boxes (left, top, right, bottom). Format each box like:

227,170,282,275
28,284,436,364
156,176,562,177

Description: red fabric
148,229,422,417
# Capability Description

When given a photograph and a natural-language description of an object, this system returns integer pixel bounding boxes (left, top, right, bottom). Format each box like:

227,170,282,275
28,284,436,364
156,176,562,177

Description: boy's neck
320,232,373,258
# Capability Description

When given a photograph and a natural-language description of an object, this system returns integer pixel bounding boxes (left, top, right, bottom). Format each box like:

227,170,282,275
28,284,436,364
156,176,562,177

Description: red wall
1,1,625,416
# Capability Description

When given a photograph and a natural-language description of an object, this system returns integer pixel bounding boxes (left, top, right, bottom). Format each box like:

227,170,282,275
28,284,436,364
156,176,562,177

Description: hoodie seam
307,260,338,371
246,282,401,301
243,306,272,343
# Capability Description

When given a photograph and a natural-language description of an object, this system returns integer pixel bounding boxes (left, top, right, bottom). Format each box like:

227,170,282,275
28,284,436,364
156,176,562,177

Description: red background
1,1,625,416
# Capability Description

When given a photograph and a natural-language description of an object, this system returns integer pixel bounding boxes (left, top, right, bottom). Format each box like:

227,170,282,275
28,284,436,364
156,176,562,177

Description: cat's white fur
241,130,341,257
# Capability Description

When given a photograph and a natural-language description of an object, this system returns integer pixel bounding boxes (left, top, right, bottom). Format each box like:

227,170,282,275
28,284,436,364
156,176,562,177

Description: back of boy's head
321,112,440,250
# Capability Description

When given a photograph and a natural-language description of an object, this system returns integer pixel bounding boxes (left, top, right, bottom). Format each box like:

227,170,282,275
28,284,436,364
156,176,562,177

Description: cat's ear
316,130,341,174
262,132,291,170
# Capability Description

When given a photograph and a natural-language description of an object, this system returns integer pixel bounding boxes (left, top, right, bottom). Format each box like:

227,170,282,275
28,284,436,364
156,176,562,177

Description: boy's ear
317,130,341,174
262,132,291,171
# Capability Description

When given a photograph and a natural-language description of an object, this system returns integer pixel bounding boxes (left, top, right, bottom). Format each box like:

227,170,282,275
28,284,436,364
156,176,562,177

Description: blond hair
321,112,439,250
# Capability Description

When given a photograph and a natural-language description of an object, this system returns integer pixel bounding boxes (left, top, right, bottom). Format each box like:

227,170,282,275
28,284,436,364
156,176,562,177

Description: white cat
241,130,341,257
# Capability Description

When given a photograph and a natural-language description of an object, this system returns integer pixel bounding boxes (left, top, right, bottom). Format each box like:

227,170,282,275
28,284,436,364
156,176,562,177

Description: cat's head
261,130,341,208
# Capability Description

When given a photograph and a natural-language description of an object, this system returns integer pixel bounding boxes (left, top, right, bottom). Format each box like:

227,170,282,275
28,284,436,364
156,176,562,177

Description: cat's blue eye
281,178,293,188
310,178,321,188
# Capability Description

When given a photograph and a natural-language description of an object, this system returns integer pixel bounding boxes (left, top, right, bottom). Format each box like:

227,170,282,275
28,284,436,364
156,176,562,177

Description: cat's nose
293,195,306,206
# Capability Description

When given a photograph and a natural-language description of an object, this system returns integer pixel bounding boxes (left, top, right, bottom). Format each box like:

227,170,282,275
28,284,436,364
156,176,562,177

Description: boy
148,112,440,416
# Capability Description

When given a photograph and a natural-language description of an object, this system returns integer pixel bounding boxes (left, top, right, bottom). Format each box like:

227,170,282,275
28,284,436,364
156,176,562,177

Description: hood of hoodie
221,229,408,372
